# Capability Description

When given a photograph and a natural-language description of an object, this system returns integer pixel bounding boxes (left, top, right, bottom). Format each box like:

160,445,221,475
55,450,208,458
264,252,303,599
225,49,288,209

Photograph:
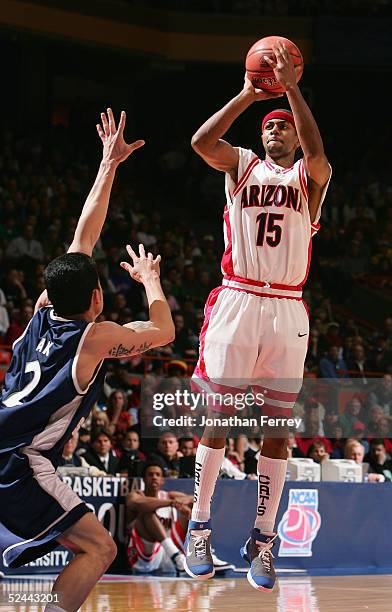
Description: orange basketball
245,35,303,93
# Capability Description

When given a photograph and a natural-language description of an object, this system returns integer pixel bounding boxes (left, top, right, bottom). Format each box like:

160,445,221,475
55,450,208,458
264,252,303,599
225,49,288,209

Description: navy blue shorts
0,451,92,568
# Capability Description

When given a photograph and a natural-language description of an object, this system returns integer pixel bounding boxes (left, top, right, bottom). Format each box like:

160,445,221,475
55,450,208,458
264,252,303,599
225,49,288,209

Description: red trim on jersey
222,285,303,301
233,157,260,196
298,160,308,201
299,238,313,287
264,160,293,173
223,274,303,292
193,286,226,381
221,208,234,276
311,222,320,236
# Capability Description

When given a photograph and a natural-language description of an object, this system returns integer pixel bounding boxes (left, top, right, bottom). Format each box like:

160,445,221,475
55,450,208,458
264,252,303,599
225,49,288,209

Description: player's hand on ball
97,108,145,165
263,43,297,92
120,244,161,283
242,74,284,101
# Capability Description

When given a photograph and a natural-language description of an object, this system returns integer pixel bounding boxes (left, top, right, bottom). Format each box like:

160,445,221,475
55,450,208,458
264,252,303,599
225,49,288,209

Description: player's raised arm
93,244,175,358
264,43,330,188
191,78,282,181
68,108,144,256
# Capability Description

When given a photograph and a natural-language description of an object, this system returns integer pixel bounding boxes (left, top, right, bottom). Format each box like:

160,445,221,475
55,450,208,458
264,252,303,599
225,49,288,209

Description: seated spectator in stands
287,432,305,458
179,437,195,457
384,317,392,351
2,268,27,308
4,305,33,346
90,406,110,434
148,431,181,477
117,429,146,477
329,425,346,459
6,223,44,267
0,295,9,339
368,336,392,374
105,389,132,436
297,402,333,456
339,398,365,437
225,437,243,469
125,462,190,573
364,439,392,482
58,431,90,468
244,437,263,474
178,437,199,478
319,346,348,378
324,322,344,349
172,312,196,357
323,407,340,437
347,343,371,383
83,429,119,475
307,440,330,464
368,374,392,415
366,404,386,436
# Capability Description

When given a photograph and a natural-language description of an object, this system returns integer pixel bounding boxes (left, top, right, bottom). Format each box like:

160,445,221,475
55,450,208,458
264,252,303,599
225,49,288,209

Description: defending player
0,109,174,612
185,43,331,591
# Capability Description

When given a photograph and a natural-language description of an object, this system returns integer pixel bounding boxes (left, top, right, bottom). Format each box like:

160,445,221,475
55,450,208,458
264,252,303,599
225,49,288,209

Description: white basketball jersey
222,147,330,287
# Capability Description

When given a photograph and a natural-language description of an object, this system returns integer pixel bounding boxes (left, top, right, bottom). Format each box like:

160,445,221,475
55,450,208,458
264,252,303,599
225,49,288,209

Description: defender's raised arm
68,108,144,256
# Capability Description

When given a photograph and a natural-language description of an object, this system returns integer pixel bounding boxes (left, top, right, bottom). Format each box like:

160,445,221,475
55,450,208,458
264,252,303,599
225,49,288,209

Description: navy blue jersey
0,307,106,467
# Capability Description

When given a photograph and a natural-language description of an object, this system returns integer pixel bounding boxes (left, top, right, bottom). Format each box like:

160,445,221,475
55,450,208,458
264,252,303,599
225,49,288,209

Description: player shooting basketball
185,42,331,592
0,109,174,612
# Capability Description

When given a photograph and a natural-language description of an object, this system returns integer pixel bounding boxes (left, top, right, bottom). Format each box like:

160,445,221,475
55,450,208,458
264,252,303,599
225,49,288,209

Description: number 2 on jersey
3,361,41,407
256,212,284,247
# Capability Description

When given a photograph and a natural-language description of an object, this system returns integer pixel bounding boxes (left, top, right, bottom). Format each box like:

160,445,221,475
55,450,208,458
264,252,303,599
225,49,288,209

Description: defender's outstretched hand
242,74,284,101
120,244,161,284
97,108,145,165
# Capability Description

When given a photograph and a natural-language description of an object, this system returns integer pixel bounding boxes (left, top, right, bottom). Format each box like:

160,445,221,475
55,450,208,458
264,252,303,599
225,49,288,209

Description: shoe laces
256,534,277,572
191,529,210,559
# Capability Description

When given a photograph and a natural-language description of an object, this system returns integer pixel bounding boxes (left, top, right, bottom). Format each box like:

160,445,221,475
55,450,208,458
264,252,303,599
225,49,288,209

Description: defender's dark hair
44,252,99,316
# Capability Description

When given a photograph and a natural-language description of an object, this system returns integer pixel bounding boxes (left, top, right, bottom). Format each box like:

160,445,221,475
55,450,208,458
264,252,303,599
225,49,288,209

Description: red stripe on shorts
193,286,226,382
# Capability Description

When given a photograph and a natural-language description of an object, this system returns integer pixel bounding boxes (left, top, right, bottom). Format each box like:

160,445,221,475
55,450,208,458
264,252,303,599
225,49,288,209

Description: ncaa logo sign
277,489,321,557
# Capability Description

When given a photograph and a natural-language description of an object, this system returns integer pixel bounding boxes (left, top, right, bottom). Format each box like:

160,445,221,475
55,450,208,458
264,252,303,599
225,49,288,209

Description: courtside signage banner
277,489,321,557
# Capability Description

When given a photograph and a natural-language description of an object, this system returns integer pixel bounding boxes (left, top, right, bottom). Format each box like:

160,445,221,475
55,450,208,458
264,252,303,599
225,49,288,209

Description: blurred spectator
105,389,132,436
179,437,195,456
83,429,119,475
347,344,372,383
307,440,330,464
364,439,392,482
339,398,365,437
319,346,348,378
58,431,90,468
148,431,181,477
287,432,305,459
117,429,146,477
6,224,44,265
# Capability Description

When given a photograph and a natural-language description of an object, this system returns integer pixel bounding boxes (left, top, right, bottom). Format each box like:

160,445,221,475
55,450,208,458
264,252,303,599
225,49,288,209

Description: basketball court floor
1,574,392,611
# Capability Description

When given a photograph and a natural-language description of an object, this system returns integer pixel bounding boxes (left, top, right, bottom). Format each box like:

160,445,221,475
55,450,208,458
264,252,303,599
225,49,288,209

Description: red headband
262,110,295,132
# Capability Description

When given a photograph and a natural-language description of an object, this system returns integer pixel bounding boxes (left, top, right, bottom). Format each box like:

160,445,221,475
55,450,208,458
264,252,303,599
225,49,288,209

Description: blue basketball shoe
240,528,277,591
184,520,215,580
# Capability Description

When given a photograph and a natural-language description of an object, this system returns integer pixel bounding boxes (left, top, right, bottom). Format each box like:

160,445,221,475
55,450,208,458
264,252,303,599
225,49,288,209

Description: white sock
44,605,66,612
254,455,287,534
161,536,179,558
191,443,225,523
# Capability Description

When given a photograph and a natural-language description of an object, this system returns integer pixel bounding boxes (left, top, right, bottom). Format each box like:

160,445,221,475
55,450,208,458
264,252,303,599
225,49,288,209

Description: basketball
245,35,303,93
